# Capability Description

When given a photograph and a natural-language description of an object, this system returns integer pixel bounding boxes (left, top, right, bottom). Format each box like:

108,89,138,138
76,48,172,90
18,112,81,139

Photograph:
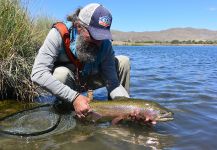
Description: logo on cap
99,16,111,27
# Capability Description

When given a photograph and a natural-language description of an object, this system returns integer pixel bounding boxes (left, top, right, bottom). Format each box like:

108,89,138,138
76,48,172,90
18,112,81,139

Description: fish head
142,101,174,122
155,108,174,122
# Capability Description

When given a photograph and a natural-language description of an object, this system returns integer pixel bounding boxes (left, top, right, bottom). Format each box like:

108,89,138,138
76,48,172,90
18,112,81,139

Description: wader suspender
52,22,83,70
52,22,88,92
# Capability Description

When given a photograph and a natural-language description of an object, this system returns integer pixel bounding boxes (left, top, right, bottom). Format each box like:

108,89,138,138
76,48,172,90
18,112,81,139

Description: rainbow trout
84,98,174,125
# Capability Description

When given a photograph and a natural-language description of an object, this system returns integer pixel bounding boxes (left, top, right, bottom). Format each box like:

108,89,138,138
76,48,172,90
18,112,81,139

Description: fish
83,98,174,125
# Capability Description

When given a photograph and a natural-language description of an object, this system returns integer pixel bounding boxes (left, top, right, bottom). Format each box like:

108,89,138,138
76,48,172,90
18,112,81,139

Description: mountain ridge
111,27,217,42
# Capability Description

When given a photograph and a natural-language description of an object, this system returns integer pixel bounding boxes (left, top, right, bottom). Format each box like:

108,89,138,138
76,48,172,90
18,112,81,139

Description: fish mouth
156,112,174,122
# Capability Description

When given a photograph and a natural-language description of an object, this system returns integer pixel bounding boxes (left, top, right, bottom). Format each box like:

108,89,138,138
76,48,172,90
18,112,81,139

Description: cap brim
88,26,112,40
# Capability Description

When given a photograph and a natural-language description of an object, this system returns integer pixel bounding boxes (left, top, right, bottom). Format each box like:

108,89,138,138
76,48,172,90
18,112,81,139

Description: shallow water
1,45,217,150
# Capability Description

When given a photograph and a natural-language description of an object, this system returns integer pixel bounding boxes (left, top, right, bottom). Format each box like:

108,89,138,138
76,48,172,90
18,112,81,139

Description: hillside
111,27,217,42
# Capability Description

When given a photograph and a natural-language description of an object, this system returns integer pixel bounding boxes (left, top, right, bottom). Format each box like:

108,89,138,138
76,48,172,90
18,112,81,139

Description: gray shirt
31,28,129,102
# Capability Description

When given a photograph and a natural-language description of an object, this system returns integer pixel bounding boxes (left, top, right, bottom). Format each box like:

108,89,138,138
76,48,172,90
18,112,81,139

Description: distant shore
112,41,217,46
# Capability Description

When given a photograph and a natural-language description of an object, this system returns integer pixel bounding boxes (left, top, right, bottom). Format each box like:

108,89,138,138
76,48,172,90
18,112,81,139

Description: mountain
111,27,217,42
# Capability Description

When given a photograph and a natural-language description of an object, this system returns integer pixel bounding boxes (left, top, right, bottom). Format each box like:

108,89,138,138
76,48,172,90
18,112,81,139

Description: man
31,3,130,118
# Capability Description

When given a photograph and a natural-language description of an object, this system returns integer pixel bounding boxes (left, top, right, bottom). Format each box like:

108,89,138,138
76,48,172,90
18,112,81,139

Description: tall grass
0,0,54,101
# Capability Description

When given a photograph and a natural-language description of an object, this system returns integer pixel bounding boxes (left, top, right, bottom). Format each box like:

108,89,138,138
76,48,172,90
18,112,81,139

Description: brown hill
111,27,217,42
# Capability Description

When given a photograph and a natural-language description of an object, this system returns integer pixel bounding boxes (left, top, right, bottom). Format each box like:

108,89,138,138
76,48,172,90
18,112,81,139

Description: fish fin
111,116,124,125
87,111,102,123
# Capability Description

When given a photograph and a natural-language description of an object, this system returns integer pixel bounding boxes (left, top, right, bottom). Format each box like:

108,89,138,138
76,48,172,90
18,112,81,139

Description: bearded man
31,3,130,118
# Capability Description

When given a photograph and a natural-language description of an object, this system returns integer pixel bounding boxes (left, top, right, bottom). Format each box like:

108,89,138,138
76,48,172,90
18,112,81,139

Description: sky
28,0,217,32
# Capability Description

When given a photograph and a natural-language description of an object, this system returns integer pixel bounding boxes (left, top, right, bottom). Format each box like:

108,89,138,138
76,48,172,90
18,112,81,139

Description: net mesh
0,105,76,136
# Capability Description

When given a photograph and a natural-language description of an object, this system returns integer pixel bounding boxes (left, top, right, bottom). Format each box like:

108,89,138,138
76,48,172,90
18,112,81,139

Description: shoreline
112,42,217,46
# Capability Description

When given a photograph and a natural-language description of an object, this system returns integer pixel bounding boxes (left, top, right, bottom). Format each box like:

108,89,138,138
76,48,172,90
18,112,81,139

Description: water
1,45,217,150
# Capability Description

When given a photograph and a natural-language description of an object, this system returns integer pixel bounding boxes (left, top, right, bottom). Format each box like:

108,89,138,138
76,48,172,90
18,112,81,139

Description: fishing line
0,104,62,137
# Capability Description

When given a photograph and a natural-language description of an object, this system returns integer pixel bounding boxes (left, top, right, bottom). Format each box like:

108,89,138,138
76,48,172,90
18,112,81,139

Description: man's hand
73,95,91,118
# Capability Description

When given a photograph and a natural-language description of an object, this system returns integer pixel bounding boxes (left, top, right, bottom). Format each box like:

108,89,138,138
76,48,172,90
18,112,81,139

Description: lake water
1,45,217,150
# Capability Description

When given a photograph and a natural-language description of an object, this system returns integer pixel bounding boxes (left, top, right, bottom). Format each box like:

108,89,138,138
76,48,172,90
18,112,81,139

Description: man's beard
75,35,99,63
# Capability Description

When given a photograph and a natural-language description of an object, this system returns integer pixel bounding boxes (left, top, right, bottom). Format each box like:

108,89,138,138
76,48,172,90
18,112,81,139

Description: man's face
75,25,102,63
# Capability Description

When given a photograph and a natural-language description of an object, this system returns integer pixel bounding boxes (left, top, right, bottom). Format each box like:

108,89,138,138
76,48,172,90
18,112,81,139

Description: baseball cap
78,3,112,40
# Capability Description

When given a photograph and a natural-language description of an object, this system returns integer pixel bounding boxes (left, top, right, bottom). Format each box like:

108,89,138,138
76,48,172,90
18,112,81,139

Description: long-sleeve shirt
31,27,129,102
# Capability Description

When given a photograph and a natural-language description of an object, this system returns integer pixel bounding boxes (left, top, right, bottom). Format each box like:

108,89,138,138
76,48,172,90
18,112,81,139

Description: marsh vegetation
0,0,53,101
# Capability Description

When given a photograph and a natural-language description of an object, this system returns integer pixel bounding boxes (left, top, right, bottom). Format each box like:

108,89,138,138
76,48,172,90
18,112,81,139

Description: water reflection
95,125,176,150
1,117,176,150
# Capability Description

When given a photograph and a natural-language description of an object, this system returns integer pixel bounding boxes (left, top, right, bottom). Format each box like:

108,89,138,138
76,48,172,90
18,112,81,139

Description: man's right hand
72,95,91,118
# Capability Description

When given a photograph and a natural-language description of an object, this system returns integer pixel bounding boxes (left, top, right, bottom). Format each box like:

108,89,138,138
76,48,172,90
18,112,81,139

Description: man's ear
74,21,82,33
73,21,78,27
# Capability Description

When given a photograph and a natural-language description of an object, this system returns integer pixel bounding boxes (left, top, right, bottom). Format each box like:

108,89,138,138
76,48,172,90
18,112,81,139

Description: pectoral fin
87,111,102,123
111,116,124,125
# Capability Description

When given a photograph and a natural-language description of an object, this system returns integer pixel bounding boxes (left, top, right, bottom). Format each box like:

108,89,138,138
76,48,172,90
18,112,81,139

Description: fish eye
160,110,168,114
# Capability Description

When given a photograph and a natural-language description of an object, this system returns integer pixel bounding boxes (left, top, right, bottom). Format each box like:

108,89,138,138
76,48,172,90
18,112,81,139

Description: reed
0,0,54,101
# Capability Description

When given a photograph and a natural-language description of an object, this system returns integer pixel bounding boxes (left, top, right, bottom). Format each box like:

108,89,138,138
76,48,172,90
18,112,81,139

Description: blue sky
28,0,217,32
